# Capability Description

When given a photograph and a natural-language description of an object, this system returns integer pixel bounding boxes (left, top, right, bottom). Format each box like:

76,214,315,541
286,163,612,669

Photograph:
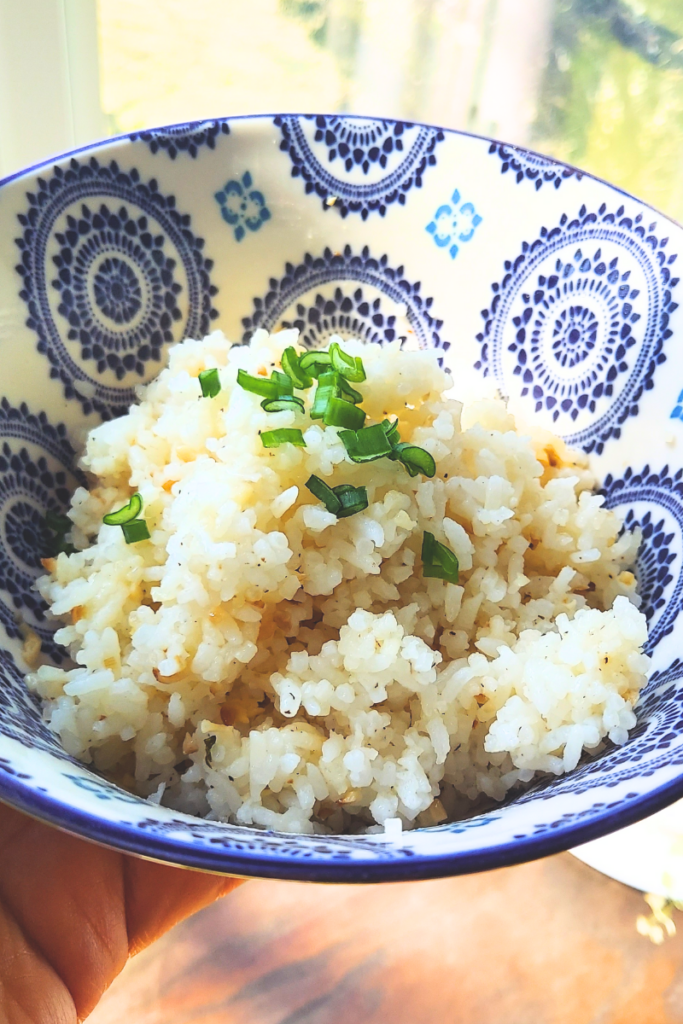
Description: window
2,0,683,221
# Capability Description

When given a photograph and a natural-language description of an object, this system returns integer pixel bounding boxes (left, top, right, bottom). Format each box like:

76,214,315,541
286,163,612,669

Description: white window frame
0,0,105,179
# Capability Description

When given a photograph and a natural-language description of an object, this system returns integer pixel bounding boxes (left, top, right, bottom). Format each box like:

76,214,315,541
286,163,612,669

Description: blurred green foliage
277,0,683,218
535,0,683,220
279,0,330,46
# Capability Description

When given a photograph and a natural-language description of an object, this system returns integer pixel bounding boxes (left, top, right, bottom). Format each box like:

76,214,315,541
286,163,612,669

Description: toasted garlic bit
22,630,42,668
182,733,198,755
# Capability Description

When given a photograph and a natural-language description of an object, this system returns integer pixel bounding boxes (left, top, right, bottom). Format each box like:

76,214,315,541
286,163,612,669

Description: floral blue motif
241,245,447,359
426,188,483,258
488,141,584,191
275,115,444,220
215,172,271,242
475,203,679,454
14,157,219,420
669,388,683,421
129,119,230,159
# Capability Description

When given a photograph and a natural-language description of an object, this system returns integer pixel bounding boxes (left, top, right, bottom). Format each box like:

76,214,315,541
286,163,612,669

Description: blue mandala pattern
488,142,584,191
0,399,84,662
600,465,683,651
0,649,76,761
275,115,444,220
476,203,679,454
15,157,219,419
241,245,447,357
129,119,230,159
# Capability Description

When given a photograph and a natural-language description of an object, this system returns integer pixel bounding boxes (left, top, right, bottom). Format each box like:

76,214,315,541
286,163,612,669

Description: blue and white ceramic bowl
1,114,683,882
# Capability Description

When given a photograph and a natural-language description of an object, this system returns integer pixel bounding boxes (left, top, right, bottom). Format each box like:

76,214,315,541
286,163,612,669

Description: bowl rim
3,760,683,882
2,110,682,233
2,111,683,881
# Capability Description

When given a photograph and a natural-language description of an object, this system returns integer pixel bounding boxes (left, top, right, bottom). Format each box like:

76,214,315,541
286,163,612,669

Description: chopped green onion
305,477,369,519
422,531,459,584
310,371,363,420
271,370,295,394
334,483,369,518
261,428,306,448
237,369,293,400
261,395,305,413
337,376,363,404
121,519,151,544
391,442,436,478
198,367,221,398
43,509,75,556
44,510,72,535
103,492,143,526
381,418,401,447
330,341,366,383
322,397,366,430
281,347,313,389
305,474,341,515
310,373,339,419
299,350,332,377
204,734,217,766
339,423,393,463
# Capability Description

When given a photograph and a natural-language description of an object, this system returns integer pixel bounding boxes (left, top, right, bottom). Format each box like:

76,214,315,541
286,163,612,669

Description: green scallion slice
43,509,75,556
103,492,143,526
237,369,281,399
310,371,363,420
329,341,366,383
261,395,305,414
270,370,294,394
237,369,293,399
261,428,307,448
391,442,436,478
299,350,332,378
281,347,313,389
44,510,72,535
305,474,341,515
422,531,459,584
198,367,221,398
121,519,151,544
322,397,366,430
337,375,363,404
339,423,393,463
310,374,339,419
381,418,401,447
334,483,369,518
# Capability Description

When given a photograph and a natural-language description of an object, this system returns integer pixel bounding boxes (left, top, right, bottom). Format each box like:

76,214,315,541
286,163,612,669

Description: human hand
0,802,242,1023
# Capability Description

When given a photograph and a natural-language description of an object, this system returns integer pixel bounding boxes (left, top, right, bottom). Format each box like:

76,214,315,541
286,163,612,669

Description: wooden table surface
89,854,683,1024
